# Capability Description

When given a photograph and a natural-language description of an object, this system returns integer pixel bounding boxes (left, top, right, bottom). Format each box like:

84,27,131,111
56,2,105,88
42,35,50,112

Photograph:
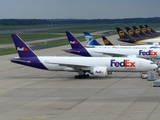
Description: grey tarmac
0,35,159,120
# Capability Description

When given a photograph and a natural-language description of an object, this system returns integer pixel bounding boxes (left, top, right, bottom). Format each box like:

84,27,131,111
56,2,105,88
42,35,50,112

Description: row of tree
0,17,159,26
50,17,160,24
0,19,50,25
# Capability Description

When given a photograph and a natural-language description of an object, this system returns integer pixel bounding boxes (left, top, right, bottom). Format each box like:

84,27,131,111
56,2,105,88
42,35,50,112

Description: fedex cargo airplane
11,34,157,79
65,31,160,59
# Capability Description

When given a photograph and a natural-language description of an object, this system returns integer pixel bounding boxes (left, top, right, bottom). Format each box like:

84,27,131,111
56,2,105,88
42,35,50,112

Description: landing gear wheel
75,71,90,79
86,74,89,78
75,75,78,79
75,74,88,79
81,75,85,79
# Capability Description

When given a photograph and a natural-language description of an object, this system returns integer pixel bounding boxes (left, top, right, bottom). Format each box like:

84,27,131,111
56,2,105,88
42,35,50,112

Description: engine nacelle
92,67,108,77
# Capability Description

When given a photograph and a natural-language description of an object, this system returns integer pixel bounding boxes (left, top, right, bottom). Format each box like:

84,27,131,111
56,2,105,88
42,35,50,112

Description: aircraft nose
152,64,158,70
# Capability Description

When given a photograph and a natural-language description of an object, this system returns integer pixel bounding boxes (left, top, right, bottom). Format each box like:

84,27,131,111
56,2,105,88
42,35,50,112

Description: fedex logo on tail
70,40,78,44
17,47,27,51
111,59,135,67
139,50,157,56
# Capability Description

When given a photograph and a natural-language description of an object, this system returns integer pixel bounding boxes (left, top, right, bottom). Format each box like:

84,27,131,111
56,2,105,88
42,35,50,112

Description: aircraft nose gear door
139,61,147,79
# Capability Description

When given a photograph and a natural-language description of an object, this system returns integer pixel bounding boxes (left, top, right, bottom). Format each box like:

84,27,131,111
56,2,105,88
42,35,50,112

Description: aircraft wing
91,51,127,57
45,61,91,70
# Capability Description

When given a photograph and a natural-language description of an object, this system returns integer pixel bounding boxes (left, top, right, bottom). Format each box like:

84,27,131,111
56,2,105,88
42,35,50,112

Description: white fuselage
85,45,160,59
38,56,157,72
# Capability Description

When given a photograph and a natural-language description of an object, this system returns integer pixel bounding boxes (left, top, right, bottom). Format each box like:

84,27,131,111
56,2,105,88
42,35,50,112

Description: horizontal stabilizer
11,59,31,63
62,49,80,53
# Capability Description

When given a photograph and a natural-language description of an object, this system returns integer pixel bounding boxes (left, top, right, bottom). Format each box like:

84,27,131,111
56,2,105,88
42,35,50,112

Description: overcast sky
0,0,160,19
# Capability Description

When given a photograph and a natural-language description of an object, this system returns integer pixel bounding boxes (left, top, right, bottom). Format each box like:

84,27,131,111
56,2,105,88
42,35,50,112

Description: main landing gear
75,74,90,79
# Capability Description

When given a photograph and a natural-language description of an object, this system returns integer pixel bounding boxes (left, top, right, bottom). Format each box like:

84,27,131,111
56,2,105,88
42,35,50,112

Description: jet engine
92,67,108,77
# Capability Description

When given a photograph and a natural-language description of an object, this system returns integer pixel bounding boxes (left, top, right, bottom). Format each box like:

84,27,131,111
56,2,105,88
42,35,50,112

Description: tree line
50,17,160,24
0,19,50,26
0,17,159,26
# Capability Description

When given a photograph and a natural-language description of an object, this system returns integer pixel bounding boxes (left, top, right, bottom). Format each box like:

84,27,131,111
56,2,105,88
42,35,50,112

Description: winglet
101,36,113,45
11,34,37,58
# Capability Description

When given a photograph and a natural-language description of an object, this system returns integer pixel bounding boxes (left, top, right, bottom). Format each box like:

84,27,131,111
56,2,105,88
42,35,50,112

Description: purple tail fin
11,34,37,58
66,31,85,49
65,31,91,57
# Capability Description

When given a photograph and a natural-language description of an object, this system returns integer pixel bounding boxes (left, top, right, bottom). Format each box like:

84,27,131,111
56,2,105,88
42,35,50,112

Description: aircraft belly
90,52,103,57
109,67,137,72
42,63,74,71
109,66,149,72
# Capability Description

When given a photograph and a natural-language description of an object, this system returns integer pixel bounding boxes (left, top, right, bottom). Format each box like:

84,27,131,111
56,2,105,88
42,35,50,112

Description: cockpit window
150,62,155,64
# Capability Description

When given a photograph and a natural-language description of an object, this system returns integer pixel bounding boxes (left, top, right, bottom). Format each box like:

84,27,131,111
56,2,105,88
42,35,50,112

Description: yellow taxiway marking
93,109,130,118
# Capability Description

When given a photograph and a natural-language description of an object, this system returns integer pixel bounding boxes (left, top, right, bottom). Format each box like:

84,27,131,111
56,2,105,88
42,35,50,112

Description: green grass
0,36,91,55
37,35,101,47
0,24,50,31
1,23,160,32
19,33,66,41
1,23,160,55
0,24,115,44
37,39,68,46
1,23,160,45
0,33,66,44
0,35,102,55
0,47,16,55
0,34,13,44
0,23,114,44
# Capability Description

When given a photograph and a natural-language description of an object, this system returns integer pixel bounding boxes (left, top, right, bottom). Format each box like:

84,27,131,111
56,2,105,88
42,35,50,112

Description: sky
0,0,160,19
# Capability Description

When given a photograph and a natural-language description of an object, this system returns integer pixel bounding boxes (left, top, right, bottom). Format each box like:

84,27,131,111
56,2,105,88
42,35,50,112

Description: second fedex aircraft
11,34,157,79
65,31,160,59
